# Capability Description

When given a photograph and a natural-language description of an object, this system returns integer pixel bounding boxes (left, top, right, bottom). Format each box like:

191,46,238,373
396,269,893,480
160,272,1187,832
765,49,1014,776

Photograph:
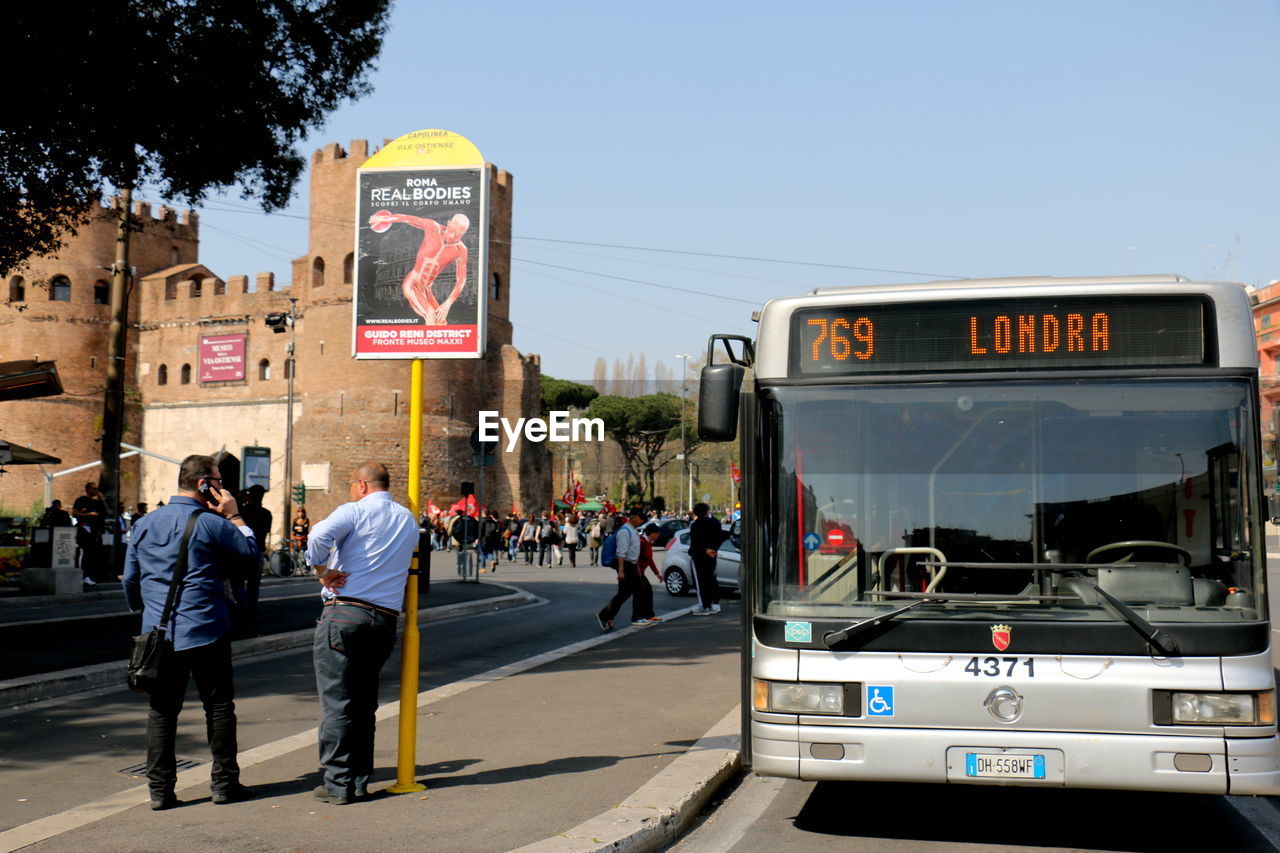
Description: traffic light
292,483,306,505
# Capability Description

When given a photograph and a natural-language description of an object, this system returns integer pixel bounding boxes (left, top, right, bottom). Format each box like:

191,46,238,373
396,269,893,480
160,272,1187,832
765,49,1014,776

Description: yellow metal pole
388,358,427,794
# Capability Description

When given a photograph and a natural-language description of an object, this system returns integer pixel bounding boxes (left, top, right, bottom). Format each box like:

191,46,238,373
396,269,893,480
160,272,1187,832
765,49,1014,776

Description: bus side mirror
698,363,744,441
1270,493,1280,525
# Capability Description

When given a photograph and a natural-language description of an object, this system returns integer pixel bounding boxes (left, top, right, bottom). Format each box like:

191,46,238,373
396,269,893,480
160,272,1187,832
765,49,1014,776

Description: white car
661,528,740,597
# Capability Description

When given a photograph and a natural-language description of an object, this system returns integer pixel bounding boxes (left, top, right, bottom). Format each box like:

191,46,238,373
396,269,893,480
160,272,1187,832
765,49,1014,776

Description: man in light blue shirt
307,461,417,804
596,509,645,632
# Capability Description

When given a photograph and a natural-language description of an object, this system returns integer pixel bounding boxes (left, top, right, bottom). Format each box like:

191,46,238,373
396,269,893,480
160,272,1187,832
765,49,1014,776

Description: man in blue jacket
124,454,260,810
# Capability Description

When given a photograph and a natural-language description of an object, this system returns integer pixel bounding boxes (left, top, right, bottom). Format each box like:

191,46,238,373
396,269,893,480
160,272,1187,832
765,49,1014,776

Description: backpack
600,532,618,567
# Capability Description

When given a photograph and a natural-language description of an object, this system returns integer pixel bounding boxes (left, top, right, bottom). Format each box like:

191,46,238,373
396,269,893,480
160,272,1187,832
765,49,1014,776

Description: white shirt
306,491,418,612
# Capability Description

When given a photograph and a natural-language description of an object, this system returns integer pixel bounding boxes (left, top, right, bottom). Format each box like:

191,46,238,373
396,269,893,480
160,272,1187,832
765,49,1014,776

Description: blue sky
184,0,1280,382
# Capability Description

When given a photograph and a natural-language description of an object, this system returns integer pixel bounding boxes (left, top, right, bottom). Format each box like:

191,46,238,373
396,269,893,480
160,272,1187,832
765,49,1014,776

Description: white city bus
699,275,1280,794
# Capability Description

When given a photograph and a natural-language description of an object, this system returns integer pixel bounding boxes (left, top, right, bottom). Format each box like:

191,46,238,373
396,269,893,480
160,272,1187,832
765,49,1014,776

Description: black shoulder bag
127,511,202,695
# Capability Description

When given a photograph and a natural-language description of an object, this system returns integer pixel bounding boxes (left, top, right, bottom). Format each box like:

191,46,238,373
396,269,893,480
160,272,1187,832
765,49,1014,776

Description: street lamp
676,354,690,514
265,299,297,543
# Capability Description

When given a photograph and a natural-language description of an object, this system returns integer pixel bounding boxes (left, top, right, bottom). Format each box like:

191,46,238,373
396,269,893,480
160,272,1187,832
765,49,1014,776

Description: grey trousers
314,604,398,797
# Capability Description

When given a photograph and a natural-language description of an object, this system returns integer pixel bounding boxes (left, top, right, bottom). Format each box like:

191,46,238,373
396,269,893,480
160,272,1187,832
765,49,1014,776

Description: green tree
2,1,391,275
587,393,687,502
539,376,599,414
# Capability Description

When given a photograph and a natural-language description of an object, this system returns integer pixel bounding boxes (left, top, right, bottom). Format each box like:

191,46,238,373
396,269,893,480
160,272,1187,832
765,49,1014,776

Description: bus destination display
791,295,1209,375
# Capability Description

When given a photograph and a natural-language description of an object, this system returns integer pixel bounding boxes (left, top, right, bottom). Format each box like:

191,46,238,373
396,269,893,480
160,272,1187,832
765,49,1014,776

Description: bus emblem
991,624,1012,651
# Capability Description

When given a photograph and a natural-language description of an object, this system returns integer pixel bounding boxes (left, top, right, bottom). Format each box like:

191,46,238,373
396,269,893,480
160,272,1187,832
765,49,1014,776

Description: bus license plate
965,752,1046,780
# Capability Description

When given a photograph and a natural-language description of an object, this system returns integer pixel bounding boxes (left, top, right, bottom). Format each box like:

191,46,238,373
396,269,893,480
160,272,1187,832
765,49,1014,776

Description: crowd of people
420,507,676,570
419,502,728,631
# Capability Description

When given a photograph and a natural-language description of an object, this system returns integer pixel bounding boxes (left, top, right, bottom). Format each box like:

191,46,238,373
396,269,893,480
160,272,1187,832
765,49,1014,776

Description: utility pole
99,187,133,576
676,353,690,514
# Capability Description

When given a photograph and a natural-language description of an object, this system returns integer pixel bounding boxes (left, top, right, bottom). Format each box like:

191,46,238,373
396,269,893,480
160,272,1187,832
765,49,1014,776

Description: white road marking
0,604,697,853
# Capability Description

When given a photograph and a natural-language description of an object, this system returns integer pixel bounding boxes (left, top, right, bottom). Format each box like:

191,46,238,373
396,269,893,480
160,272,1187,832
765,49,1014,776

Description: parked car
653,517,690,549
661,529,740,597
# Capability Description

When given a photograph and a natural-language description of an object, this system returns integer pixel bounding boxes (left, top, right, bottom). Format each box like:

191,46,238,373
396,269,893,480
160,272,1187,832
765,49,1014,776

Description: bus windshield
761,379,1265,624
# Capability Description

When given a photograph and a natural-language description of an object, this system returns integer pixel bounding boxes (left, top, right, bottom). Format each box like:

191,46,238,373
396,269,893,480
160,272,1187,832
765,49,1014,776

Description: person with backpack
587,515,603,565
562,512,581,567
519,516,538,563
505,514,521,562
479,511,502,574
596,509,646,632
538,513,560,566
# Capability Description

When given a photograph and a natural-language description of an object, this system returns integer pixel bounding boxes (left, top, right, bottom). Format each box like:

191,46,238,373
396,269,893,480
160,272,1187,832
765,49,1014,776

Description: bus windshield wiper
822,599,940,648
1064,572,1181,658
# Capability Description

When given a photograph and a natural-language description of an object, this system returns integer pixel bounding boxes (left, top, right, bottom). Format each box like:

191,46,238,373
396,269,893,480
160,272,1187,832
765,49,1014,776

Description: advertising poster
198,334,246,382
353,130,488,359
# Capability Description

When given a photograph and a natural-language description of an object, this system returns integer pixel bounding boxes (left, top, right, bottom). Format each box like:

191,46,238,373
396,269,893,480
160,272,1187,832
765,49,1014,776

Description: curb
0,586,540,708
0,575,313,611
512,706,742,853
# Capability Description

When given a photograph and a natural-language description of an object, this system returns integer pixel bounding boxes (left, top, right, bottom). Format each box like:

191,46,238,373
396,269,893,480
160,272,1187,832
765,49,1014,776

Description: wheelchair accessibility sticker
866,685,894,717
784,621,813,643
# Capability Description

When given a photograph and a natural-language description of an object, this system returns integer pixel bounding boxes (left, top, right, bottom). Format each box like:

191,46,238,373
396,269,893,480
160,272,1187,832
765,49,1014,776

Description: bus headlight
1160,691,1276,725
753,679,846,715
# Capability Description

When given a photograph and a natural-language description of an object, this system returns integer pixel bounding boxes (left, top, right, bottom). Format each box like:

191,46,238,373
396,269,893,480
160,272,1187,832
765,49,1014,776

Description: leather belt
324,597,399,618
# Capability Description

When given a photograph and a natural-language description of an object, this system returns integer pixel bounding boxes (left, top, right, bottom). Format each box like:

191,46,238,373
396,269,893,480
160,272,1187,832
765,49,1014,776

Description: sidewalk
3,608,742,853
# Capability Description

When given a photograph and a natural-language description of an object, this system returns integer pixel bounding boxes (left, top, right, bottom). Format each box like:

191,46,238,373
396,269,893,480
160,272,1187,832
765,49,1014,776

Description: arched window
312,256,325,288
259,358,271,380
190,274,204,298
170,246,180,266
8,276,24,302
157,364,168,386
491,272,502,301
50,275,71,302
342,253,354,284
180,364,192,384
93,280,110,305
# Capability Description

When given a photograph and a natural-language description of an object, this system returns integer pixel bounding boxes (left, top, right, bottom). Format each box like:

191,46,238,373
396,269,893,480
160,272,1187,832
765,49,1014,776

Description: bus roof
806,273,1192,297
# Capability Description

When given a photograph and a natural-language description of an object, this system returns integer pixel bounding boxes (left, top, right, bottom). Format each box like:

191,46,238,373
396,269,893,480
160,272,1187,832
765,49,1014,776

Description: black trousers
693,556,720,610
633,575,655,620
601,561,643,622
145,636,240,797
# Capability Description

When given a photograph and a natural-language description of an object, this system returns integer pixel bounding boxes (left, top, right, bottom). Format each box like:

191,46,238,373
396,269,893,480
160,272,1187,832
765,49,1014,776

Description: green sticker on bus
785,621,813,643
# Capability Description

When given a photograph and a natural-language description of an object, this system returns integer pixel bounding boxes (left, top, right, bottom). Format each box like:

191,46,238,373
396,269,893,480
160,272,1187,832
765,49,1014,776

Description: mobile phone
198,480,221,505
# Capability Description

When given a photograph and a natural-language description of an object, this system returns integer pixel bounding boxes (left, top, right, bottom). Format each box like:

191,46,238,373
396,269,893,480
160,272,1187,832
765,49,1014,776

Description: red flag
730,464,742,484
573,481,586,505
427,501,441,518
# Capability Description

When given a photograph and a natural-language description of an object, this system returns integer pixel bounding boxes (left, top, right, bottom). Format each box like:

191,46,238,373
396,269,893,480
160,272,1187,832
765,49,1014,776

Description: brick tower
0,200,199,512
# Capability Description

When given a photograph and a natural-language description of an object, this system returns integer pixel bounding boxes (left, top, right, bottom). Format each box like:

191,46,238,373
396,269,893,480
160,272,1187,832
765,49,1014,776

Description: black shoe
150,793,180,811
212,783,255,804
313,785,350,805
596,611,613,633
